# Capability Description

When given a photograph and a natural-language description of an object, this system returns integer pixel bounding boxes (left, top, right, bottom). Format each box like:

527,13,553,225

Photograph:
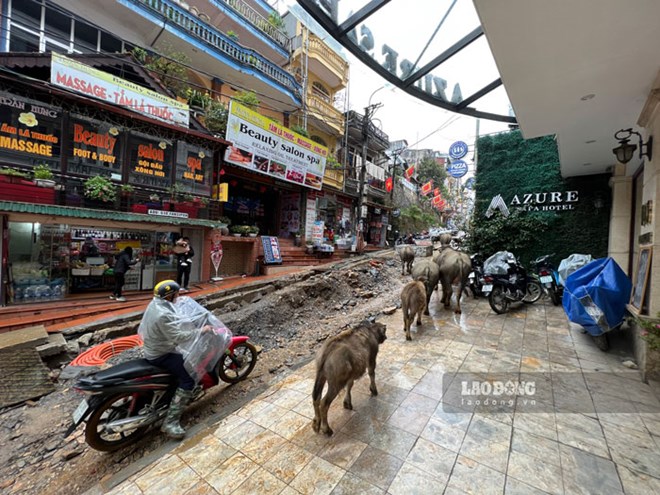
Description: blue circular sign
448,141,468,160
447,160,468,178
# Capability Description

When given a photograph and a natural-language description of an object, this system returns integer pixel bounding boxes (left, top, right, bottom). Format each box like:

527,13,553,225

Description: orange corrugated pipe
70,335,143,367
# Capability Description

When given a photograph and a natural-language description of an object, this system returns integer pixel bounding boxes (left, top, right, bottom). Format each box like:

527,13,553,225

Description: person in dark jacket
175,237,194,291
110,246,138,302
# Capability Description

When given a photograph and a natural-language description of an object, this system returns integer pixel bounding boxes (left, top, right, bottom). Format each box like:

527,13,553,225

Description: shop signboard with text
127,133,172,190
175,142,212,196
68,117,123,176
224,101,328,190
0,91,61,168
50,53,189,127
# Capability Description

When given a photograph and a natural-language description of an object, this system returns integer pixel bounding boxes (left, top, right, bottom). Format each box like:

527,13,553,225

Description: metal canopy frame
297,0,515,123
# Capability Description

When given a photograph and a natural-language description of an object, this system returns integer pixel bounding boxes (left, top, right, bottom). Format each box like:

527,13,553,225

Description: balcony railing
346,110,389,146
308,36,349,82
307,93,343,131
220,0,290,50
135,0,300,99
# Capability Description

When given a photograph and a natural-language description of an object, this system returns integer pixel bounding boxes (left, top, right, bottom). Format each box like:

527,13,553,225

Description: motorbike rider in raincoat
139,280,200,439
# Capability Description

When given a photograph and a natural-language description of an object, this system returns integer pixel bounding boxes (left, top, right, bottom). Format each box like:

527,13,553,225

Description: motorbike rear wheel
523,281,543,303
85,392,153,452
489,285,509,314
218,342,258,384
549,286,561,306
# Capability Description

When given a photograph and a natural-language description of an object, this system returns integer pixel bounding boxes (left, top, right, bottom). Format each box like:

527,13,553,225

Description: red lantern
385,177,393,192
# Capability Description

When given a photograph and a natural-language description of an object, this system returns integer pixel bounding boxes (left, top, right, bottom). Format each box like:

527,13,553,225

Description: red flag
421,180,433,196
405,165,415,178
433,187,440,197
385,177,393,192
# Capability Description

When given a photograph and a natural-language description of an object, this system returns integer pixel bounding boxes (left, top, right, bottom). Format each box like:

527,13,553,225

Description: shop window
8,24,40,52
73,20,98,52
45,6,72,49
8,222,69,304
11,0,42,28
100,32,122,53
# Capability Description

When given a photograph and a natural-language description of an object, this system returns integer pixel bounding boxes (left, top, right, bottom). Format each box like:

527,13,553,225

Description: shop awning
0,202,224,228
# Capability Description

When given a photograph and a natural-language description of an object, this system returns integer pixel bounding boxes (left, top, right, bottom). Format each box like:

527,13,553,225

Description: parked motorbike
467,253,486,298
65,335,258,452
482,254,543,314
531,254,563,306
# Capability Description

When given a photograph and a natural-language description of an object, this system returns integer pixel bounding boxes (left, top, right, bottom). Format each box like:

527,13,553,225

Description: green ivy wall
469,130,611,266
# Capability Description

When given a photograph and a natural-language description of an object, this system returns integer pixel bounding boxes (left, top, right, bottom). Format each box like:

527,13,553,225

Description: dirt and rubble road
0,251,407,495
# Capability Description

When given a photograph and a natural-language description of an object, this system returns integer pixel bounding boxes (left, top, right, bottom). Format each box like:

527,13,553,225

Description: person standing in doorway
110,246,138,302
175,237,194,291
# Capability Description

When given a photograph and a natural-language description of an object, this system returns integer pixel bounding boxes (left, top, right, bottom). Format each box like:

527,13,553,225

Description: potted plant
230,225,244,237
0,167,32,184
120,184,135,197
83,176,117,204
218,216,230,235
305,240,314,255
291,231,302,247
32,163,56,188
247,225,259,237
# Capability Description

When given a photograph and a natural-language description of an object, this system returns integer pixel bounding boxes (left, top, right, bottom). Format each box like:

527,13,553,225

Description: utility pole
355,104,372,240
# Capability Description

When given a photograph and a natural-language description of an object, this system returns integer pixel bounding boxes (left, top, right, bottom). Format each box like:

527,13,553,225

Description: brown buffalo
398,246,415,275
434,246,471,314
312,320,387,436
411,259,440,315
401,279,426,340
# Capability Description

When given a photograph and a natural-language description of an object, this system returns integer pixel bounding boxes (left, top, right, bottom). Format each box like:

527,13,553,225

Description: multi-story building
344,109,390,246
281,6,353,245
0,0,334,305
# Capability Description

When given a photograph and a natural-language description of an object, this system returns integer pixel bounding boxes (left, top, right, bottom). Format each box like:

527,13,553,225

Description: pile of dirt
0,253,406,495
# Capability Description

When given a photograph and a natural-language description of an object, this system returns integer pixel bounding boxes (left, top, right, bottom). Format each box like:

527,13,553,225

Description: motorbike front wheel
85,392,153,452
218,342,258,384
523,281,543,303
489,285,509,314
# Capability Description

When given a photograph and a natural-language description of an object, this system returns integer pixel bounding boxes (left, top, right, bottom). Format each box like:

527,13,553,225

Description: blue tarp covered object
562,257,632,336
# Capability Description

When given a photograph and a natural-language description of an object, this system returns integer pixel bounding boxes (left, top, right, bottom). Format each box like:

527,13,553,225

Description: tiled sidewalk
99,297,660,495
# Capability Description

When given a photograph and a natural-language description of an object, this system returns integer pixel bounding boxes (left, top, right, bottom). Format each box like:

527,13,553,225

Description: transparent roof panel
296,0,515,123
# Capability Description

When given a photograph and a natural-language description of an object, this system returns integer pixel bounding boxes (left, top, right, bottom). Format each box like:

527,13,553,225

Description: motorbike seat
79,359,171,385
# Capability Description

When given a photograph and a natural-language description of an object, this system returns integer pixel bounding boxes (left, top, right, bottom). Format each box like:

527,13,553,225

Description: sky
278,0,512,170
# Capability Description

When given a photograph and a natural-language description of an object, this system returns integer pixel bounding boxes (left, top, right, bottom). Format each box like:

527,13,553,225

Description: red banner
405,165,415,178
421,180,433,196
432,194,442,205
385,177,393,192
433,187,440,197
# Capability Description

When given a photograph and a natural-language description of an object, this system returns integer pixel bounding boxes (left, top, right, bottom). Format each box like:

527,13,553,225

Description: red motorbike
65,335,258,452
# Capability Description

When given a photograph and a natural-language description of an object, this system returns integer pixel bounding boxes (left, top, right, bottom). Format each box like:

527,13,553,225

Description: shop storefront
365,203,390,247
1,209,215,305
305,190,354,248
0,53,230,306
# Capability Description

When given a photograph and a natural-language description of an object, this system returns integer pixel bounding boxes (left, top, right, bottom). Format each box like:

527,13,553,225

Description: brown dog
401,279,427,340
312,320,387,436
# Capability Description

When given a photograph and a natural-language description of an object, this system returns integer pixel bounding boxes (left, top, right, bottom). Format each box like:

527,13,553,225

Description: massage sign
0,92,61,162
